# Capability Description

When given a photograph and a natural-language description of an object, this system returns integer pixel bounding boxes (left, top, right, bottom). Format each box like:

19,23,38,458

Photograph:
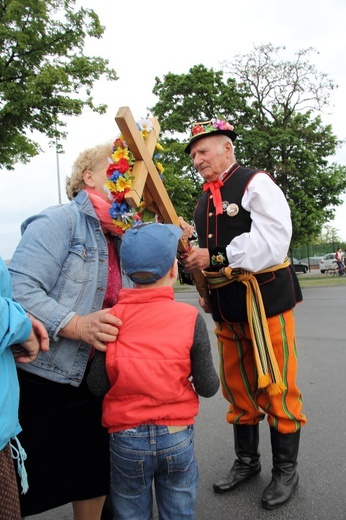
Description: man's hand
178,216,195,242
180,247,210,272
199,296,213,314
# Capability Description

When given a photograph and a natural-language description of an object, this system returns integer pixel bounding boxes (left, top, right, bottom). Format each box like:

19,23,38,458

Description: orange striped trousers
215,309,307,434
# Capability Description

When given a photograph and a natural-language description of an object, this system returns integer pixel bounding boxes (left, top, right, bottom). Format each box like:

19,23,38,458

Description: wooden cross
115,106,209,300
115,106,186,250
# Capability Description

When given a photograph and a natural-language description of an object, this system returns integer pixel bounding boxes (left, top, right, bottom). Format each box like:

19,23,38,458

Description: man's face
189,135,233,182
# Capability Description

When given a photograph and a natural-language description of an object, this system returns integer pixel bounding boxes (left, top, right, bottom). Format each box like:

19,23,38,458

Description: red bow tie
203,179,224,215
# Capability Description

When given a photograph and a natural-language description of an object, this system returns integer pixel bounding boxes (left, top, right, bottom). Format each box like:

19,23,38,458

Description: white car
319,253,338,273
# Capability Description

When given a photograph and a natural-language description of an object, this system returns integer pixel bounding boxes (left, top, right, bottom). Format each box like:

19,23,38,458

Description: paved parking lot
29,285,346,519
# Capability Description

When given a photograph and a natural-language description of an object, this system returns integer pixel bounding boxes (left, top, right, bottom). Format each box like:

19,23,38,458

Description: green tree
224,44,346,246
317,224,341,244
150,64,250,220
0,0,118,169
150,47,346,246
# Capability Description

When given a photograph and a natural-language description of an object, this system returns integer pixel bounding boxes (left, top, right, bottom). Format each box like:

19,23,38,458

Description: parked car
319,253,337,273
292,258,308,273
300,256,323,269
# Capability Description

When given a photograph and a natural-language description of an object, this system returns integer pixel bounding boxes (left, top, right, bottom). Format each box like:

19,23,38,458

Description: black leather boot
213,424,261,494
261,427,300,509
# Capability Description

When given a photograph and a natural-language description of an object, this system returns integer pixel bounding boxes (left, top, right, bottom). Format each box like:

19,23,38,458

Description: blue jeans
109,425,198,520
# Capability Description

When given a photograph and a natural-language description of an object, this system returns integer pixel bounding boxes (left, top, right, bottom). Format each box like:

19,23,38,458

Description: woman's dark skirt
16,365,110,516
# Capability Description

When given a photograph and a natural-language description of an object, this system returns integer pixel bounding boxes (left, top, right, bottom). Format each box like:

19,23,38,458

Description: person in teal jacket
0,257,49,520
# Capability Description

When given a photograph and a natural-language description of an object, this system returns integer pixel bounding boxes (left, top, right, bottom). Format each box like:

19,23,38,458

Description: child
0,257,49,519
88,223,219,520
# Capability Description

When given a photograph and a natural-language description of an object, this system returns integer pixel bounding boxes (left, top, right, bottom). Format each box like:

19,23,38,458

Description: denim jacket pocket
62,239,97,283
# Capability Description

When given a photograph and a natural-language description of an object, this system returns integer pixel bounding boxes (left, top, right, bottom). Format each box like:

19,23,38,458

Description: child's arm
190,313,220,397
87,350,110,396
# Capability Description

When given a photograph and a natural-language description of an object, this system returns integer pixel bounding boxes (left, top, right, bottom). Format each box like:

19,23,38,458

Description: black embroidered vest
194,164,302,323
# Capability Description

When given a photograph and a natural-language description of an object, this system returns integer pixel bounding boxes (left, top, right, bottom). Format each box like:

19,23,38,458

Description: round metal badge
226,203,239,217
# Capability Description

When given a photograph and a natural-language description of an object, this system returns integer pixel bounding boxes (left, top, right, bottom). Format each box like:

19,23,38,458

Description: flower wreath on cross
103,118,165,236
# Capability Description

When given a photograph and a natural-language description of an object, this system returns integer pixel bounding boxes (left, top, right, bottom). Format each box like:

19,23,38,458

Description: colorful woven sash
203,260,290,395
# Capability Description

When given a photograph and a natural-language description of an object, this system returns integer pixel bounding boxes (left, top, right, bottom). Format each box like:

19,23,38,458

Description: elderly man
181,119,306,510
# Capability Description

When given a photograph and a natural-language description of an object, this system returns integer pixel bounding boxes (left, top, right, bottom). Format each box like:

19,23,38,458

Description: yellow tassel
258,373,271,389
266,382,287,396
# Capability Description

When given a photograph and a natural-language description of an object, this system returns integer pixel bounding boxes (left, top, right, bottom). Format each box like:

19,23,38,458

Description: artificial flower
191,118,235,137
105,118,165,236
211,252,228,266
115,175,132,192
155,162,164,175
192,124,205,136
212,119,234,131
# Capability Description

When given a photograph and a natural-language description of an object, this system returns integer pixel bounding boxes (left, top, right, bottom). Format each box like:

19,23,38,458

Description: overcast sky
1,0,345,260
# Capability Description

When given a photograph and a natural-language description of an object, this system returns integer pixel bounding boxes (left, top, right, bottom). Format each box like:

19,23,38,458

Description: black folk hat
184,119,237,154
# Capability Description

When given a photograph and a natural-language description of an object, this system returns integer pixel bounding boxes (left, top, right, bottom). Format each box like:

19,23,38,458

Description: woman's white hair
65,142,113,200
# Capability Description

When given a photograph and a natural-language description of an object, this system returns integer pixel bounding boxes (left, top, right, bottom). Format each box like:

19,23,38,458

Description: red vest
102,286,200,433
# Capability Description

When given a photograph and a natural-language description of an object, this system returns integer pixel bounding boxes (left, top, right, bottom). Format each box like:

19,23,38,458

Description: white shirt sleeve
225,172,292,271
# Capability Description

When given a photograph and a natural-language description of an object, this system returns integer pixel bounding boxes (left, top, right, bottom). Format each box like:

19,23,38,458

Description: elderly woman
8,142,130,520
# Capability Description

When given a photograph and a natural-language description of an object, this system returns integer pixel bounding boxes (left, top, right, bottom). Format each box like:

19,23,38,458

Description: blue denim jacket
9,190,131,386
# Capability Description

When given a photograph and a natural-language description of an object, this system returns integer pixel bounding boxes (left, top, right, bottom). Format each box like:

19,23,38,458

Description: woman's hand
65,309,123,352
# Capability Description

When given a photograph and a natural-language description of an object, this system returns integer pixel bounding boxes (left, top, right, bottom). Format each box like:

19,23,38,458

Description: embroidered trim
211,252,228,266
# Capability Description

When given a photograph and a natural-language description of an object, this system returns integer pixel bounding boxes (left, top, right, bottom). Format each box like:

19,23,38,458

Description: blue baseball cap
120,223,182,284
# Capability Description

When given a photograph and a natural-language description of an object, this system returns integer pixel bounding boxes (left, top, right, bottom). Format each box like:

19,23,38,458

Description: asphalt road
28,285,346,520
